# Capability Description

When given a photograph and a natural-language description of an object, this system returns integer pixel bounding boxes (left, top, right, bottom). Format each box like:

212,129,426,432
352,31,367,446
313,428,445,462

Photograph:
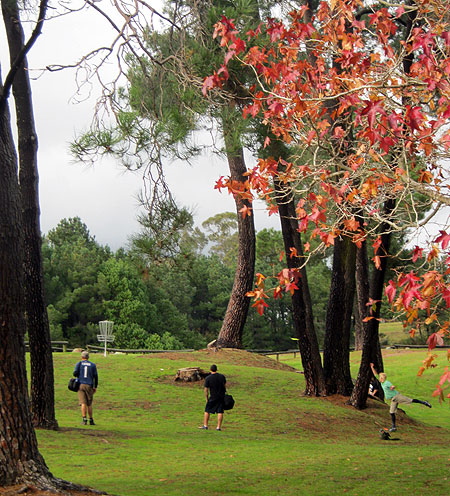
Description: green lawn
379,321,411,344
35,349,450,496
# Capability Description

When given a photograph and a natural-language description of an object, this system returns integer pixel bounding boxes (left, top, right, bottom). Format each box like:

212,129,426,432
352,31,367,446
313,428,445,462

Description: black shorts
205,397,224,414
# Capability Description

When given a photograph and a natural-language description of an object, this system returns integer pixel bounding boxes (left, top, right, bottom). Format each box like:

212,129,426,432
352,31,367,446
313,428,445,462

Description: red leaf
443,288,450,308
252,299,269,316
202,75,215,96
380,136,395,153
395,6,405,17
442,31,450,48
361,100,386,129
439,367,450,386
214,176,227,192
289,247,298,259
427,332,443,351
385,280,396,304
268,101,285,115
406,106,425,131
388,112,403,136
434,231,450,250
435,230,450,250
224,50,236,65
373,236,382,254
412,246,423,263
230,38,246,54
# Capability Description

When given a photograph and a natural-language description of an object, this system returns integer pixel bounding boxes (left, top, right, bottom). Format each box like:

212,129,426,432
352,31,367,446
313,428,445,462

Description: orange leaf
239,205,252,218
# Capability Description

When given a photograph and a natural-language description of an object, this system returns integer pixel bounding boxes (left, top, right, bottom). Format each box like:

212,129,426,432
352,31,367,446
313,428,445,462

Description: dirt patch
143,348,299,372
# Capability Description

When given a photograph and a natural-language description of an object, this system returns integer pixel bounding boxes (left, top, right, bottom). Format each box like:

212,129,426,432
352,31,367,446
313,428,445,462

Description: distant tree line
42,214,331,352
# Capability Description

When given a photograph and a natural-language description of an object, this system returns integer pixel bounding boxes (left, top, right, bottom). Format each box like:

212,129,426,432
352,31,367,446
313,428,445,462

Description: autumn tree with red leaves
204,0,450,405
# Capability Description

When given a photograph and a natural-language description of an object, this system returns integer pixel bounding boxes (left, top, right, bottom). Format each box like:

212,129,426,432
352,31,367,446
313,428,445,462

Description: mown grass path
34,349,450,496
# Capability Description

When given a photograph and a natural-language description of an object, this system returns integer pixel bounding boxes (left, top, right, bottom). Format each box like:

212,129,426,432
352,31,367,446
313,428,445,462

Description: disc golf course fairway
27,349,450,496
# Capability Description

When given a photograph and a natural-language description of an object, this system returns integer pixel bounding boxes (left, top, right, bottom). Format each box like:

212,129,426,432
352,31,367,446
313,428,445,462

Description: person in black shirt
199,364,226,431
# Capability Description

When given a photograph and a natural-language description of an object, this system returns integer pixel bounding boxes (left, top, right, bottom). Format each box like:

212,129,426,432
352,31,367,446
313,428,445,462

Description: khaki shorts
390,393,412,413
78,384,94,406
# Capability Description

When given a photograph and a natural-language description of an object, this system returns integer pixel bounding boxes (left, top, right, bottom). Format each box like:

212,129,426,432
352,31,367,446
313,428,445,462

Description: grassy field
378,321,414,344
35,348,450,496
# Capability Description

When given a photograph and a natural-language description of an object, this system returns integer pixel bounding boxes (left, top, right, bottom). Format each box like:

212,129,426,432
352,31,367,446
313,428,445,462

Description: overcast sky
1,2,279,251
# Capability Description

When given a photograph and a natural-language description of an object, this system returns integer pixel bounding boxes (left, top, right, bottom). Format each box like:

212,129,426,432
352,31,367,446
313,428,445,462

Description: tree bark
274,179,326,395
355,241,384,370
0,83,51,486
353,294,364,351
323,235,356,396
349,204,393,409
2,0,58,430
216,123,256,348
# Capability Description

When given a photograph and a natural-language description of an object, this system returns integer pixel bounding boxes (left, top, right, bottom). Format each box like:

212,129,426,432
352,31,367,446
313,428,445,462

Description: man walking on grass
199,364,226,431
74,350,98,426
370,363,431,432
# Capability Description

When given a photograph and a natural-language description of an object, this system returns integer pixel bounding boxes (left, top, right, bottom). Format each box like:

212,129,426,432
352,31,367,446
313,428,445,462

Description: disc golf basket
98,320,115,356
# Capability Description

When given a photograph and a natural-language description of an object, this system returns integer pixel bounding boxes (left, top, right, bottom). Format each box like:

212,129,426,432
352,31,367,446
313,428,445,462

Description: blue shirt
74,360,98,388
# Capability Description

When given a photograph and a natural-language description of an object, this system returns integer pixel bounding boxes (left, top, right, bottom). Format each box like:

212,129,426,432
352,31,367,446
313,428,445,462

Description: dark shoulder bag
223,393,235,410
68,377,79,392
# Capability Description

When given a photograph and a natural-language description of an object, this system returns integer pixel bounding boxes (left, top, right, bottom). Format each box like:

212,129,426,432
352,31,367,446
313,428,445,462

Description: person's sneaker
424,401,432,408
89,419,95,425
82,419,87,425
216,428,221,431
198,425,208,430
389,427,397,432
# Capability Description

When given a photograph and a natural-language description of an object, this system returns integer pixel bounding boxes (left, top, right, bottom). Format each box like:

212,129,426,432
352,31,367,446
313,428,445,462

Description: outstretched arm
370,363,378,377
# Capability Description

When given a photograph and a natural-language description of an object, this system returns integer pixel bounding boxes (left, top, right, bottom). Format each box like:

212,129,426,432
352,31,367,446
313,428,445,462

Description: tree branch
0,0,48,112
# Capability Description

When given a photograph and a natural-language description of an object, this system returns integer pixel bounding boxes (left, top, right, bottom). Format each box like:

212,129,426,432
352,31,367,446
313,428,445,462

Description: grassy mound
12,349,450,496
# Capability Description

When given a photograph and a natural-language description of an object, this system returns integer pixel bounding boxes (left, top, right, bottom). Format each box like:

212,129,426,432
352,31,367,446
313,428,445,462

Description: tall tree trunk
354,242,383,370
0,4,107,490
274,179,325,395
216,122,256,348
349,203,394,409
0,82,52,486
353,293,364,351
323,235,356,395
3,0,58,430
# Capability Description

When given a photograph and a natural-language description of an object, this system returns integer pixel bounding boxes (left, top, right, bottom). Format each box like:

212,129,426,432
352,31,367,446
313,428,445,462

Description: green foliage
112,323,146,349
43,218,110,344
131,201,206,264
98,257,155,334
145,331,184,350
42,213,335,351
202,212,238,268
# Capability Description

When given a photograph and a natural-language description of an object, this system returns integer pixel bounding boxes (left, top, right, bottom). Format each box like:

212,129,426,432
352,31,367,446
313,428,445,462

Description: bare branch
0,0,48,112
